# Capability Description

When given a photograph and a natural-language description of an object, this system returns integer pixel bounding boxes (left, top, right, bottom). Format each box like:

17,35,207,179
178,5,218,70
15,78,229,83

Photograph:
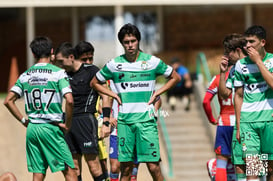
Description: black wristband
103,121,110,127
102,107,111,118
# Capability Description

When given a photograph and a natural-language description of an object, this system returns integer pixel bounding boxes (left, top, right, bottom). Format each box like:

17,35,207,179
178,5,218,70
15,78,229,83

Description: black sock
103,171,109,179
94,174,105,181
77,175,82,181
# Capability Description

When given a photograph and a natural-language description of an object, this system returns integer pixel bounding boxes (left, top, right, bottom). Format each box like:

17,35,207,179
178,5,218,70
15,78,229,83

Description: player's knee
0,172,17,181
120,163,133,176
111,164,120,173
147,162,161,174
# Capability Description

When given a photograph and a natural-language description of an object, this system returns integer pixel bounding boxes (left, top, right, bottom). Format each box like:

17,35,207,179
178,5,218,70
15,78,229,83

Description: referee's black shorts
65,113,99,155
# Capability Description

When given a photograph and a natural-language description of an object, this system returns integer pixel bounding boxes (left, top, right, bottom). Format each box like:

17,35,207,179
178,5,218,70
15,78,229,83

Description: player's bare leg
72,154,83,180
146,162,164,181
120,162,133,181
33,173,46,181
62,165,77,181
84,153,104,179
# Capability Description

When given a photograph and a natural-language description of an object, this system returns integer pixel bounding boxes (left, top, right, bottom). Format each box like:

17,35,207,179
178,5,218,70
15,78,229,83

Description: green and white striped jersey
96,52,173,124
226,65,235,90
234,53,273,122
11,63,72,124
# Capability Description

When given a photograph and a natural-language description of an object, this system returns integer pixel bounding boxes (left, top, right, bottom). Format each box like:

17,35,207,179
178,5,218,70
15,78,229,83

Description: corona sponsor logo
27,68,52,75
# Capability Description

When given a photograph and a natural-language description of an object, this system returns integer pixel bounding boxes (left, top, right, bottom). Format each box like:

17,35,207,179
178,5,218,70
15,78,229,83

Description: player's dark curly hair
118,23,141,44
223,33,247,56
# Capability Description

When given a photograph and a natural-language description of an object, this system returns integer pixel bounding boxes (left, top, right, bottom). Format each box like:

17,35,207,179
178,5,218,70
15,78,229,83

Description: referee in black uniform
54,42,111,181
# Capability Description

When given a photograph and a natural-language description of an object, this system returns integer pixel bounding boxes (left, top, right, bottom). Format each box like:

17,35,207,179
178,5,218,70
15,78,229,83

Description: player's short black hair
55,42,77,59
75,41,94,57
29,36,52,60
244,25,266,40
118,23,141,44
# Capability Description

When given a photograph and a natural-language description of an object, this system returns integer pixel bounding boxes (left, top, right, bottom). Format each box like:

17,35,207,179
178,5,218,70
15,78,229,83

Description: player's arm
63,92,74,130
99,83,111,138
148,70,181,105
219,56,232,99
3,91,29,127
91,76,121,105
154,96,162,113
184,72,192,89
234,86,243,143
202,92,217,125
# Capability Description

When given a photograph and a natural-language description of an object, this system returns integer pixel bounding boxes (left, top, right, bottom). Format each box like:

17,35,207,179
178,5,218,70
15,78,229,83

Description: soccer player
54,42,110,181
203,33,247,181
234,25,273,181
218,33,248,181
91,23,180,181
75,40,109,180
108,79,163,181
4,36,77,181
167,57,193,111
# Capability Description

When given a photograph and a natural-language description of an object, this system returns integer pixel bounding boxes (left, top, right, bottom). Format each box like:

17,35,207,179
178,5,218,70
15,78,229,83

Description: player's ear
261,39,266,47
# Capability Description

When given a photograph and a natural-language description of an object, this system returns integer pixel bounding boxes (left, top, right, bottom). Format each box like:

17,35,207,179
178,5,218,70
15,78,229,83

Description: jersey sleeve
96,60,114,83
207,75,218,95
155,59,173,77
10,76,23,97
226,67,234,89
58,70,72,96
234,61,244,88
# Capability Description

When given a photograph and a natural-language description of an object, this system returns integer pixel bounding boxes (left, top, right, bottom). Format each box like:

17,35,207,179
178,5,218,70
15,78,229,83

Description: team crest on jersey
264,58,273,70
141,61,148,70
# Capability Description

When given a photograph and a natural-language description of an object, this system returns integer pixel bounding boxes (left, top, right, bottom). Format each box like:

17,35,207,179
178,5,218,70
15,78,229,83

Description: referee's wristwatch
103,121,110,127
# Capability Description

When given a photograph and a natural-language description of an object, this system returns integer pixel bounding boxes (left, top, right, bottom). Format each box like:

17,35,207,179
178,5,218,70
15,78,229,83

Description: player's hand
219,55,229,73
100,125,110,139
114,94,122,105
110,117,117,128
22,119,30,127
236,129,240,143
100,117,110,138
57,123,69,134
246,47,261,64
148,93,159,105
209,119,218,125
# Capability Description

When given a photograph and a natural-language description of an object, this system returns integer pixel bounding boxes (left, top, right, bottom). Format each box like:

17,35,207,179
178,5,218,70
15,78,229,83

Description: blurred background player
167,57,193,111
